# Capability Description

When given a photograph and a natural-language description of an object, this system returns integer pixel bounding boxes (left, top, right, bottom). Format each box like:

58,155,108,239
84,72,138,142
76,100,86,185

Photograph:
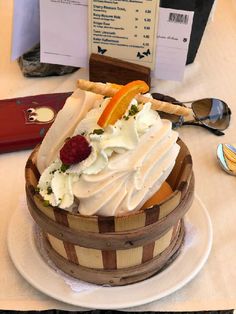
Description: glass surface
192,98,230,130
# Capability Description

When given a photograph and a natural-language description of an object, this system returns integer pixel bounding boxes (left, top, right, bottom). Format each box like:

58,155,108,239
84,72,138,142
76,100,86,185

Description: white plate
8,195,212,310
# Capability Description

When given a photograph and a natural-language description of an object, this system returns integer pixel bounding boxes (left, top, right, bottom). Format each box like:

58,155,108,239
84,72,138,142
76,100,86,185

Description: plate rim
7,194,213,310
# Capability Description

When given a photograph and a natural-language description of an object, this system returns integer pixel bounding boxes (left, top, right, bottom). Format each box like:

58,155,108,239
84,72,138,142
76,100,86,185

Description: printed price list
89,0,159,68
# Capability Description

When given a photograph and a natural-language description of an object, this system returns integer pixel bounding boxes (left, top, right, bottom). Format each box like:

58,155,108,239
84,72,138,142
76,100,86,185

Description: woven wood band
44,219,181,270
42,219,185,286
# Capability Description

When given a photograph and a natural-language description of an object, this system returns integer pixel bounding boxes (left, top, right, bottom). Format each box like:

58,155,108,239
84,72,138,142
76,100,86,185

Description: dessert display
25,80,194,286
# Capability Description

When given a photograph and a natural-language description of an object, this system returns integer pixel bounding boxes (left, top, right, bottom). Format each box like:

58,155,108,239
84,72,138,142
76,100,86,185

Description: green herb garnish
60,164,70,172
43,200,50,207
49,169,56,175
92,129,104,135
128,104,139,116
47,186,53,194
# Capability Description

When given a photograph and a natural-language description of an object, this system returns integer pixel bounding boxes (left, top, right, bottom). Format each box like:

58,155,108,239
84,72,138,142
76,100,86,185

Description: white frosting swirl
37,94,179,216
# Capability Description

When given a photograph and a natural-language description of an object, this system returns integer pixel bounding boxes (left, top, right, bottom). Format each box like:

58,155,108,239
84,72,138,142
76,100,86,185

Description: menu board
89,0,159,69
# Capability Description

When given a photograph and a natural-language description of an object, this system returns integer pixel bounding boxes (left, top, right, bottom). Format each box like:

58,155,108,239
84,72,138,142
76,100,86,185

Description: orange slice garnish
141,181,173,209
97,80,149,128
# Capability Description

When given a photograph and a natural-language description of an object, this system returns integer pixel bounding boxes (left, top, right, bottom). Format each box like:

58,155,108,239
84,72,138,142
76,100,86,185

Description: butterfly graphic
97,46,107,55
137,49,151,59
143,49,150,56
137,51,144,59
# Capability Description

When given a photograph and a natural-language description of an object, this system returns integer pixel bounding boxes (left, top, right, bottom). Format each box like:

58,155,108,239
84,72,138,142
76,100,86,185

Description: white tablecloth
1,0,236,311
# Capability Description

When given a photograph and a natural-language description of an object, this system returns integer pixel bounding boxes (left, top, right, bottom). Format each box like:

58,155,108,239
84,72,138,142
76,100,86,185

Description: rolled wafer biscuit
137,94,191,116
77,79,192,116
77,79,118,97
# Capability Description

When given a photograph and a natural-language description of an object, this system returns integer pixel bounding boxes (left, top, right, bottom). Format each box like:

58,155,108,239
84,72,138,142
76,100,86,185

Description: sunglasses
152,93,231,136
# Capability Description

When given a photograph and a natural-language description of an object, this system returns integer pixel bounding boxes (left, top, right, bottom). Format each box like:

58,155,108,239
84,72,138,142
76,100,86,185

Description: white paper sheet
39,3,194,80
40,0,88,67
154,8,194,81
11,0,40,60
88,0,159,70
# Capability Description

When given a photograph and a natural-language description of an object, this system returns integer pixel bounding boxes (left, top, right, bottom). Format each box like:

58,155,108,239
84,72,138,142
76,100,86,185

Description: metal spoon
217,144,236,175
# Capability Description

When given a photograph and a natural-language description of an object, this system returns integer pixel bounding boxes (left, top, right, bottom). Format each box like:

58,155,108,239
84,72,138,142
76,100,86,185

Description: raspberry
60,135,91,165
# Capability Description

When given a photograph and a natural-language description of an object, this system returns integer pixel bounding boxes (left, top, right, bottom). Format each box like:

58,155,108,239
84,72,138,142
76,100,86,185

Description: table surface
1,0,236,311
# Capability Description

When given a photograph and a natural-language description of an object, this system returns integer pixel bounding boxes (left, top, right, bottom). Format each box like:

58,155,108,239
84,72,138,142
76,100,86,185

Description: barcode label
168,13,189,24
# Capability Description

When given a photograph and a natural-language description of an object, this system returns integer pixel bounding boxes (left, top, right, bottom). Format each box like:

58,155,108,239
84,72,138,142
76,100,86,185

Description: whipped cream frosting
37,90,179,216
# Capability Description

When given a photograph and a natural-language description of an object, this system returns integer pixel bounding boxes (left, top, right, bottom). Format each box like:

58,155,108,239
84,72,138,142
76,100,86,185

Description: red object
0,92,72,153
60,135,91,165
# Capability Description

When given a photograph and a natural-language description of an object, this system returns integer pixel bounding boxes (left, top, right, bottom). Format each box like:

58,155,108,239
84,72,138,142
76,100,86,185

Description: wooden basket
25,138,194,286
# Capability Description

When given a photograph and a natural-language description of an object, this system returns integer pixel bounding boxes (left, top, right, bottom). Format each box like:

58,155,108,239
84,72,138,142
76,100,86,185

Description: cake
25,80,194,286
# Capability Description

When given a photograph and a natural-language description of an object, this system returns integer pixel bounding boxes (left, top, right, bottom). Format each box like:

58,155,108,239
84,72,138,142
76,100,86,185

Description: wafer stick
77,79,192,116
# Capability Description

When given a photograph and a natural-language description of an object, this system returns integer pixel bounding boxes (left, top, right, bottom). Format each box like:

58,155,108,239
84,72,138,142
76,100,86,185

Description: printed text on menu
89,0,159,69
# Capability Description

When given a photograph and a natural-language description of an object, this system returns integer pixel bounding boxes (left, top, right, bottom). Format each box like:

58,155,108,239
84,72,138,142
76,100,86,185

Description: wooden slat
53,207,69,227
116,246,143,269
115,212,146,231
63,242,79,264
89,53,151,86
101,250,117,270
67,214,99,232
159,191,181,219
25,150,40,185
74,246,103,269
142,242,155,263
33,195,56,221
166,138,192,191
47,233,67,259
98,216,115,233
153,227,173,257
145,205,160,225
